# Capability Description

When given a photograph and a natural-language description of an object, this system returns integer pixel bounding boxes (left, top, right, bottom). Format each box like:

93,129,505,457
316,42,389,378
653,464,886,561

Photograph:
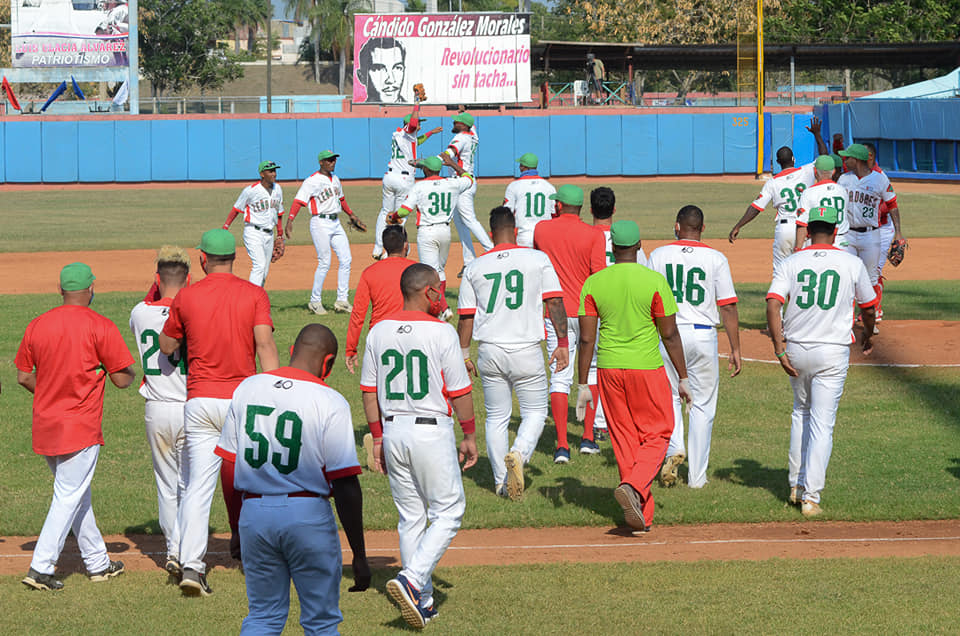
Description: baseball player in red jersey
361,263,477,629
159,229,279,596
129,246,190,575
222,160,284,287
17,263,135,591
533,184,607,463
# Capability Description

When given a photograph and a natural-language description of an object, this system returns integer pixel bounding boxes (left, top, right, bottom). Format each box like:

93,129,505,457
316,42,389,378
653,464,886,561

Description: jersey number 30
795,269,840,310
244,405,302,475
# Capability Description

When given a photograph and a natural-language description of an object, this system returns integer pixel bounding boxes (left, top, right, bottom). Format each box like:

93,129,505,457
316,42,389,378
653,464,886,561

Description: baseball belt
849,226,876,233
692,324,715,330
314,213,339,220
384,415,437,425
242,491,326,500
388,168,411,175
418,221,450,227
778,219,791,224
247,223,273,234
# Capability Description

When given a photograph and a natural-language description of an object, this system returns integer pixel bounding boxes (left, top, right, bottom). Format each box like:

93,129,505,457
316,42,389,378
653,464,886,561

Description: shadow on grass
714,459,789,503
948,458,960,481
536,476,621,524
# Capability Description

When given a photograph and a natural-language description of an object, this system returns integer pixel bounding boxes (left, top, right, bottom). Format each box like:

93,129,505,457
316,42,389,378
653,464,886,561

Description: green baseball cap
814,155,835,171
317,150,340,162
517,152,539,168
808,206,839,224
197,228,236,256
258,160,280,172
60,262,95,291
403,113,427,125
610,220,641,247
549,184,584,207
453,112,474,127
839,143,869,162
417,156,443,172
831,153,844,169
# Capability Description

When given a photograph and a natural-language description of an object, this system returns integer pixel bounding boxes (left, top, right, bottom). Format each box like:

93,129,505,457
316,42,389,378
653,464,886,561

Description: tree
286,0,324,82
314,0,370,95
223,0,270,54
140,0,245,97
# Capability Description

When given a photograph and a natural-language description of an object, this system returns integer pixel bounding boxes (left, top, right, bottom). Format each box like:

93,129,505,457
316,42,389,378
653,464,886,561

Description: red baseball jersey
533,214,607,316
346,256,419,357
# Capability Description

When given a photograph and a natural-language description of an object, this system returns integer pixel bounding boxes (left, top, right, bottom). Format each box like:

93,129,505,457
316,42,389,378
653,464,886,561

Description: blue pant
239,496,342,635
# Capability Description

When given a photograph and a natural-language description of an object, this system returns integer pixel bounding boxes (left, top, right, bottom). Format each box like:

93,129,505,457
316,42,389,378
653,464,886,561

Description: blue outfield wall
1,112,824,183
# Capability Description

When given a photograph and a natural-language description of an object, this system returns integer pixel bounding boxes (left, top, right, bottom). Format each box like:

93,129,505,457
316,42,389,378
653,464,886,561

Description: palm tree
224,0,270,54
316,0,370,95
286,0,323,82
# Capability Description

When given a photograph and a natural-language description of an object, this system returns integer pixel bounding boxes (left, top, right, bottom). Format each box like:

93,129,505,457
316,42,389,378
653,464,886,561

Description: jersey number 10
523,192,547,218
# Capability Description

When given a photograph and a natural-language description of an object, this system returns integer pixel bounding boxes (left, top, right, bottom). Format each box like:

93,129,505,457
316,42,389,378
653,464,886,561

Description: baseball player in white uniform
129,246,189,575
766,205,877,517
216,324,370,633
223,160,284,287
864,143,893,319
503,152,556,247
442,112,493,267
729,146,816,278
361,263,477,630
458,207,569,500
374,103,442,260
389,153,474,320
796,155,850,250
648,206,742,489
285,150,367,315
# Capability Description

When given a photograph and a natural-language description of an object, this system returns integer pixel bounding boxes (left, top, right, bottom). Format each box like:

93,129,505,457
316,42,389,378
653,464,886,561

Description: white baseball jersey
797,180,850,237
399,174,474,226
232,181,283,228
599,227,647,266
388,126,418,173
458,245,563,351
647,240,737,326
129,299,187,402
215,368,361,497
444,130,479,174
360,311,472,419
767,245,877,345
750,163,816,222
837,170,897,229
504,175,556,238
293,172,344,216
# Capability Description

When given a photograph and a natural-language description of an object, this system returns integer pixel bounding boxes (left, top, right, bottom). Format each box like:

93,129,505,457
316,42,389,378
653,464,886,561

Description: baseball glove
386,212,402,225
413,83,427,102
887,238,906,267
348,215,368,232
271,238,285,263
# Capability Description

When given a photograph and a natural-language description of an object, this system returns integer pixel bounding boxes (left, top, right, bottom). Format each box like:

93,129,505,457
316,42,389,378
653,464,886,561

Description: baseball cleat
495,483,509,498
579,438,600,455
789,485,805,506
363,433,376,470
659,453,685,487
801,500,823,517
614,483,647,532
873,324,880,335
180,568,213,597
421,603,439,624
594,429,607,442
308,301,327,315
88,560,125,582
504,451,525,501
333,300,353,313
553,447,570,464
386,573,426,629
22,568,64,591
165,558,183,577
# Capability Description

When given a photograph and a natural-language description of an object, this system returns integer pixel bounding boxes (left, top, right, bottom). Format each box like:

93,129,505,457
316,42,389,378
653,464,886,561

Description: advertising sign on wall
10,0,129,68
353,12,531,105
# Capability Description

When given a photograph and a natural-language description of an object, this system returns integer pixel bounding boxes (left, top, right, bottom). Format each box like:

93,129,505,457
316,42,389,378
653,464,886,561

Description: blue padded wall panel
186,120,224,181
658,114,694,174
295,118,334,179
150,120,188,181
913,101,947,139
826,104,845,144
5,121,42,182
850,101,880,140
417,116,447,168
223,120,261,181
78,122,115,181
477,116,514,177
723,114,756,173
332,118,370,180
944,101,960,139
767,113,793,172
620,115,657,175
41,121,79,182
368,117,398,178
115,120,151,182
0,123,5,182
514,117,550,176
585,116,621,175
692,113,724,174
549,115,585,175
791,113,817,166
259,120,299,178
878,102,914,139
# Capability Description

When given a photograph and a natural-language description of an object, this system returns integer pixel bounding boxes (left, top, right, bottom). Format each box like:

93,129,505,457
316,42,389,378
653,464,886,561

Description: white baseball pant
243,224,275,287
145,399,185,560
309,216,352,304
661,324,720,488
545,316,580,395
477,342,549,488
417,224,451,282
453,180,492,266
374,171,414,257
30,444,111,576
179,397,230,574
383,415,465,610
587,326,607,431
516,228,534,249
843,229,881,286
772,219,797,279
786,342,850,504
876,218,895,279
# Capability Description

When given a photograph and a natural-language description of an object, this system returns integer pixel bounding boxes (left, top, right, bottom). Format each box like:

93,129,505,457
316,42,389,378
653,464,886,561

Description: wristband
557,336,569,348
776,351,787,358
368,420,383,438
222,224,229,230
462,348,471,360
459,417,476,435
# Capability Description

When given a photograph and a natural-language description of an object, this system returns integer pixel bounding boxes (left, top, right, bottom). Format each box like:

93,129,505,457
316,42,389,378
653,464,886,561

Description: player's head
675,205,704,238
382,225,408,257
258,160,280,186
839,143,869,173
416,155,442,177
517,152,538,172
609,220,641,261
290,324,338,380
488,206,516,243
357,37,406,103
197,228,235,272
401,263,443,316
862,142,877,167
590,187,615,220
59,262,95,305
806,206,839,242
452,112,474,133
814,154,835,182
156,245,190,296
549,184,584,216
403,112,425,132
776,146,794,169
317,150,339,172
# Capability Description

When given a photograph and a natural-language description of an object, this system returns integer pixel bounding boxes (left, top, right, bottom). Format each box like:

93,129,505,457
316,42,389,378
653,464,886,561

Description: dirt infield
2,520,959,575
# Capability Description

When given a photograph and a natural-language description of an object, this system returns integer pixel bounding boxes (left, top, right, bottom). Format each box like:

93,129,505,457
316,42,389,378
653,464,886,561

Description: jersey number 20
382,349,429,400
244,405,302,475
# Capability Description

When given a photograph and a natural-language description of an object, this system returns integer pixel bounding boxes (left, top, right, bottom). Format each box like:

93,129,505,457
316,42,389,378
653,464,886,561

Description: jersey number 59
244,405,303,475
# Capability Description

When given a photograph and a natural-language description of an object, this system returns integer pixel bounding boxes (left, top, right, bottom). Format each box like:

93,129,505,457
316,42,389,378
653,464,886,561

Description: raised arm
806,116,829,156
